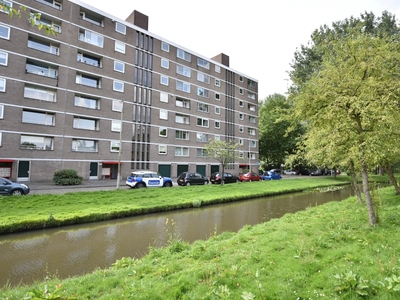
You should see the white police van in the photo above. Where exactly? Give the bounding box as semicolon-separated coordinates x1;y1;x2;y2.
125;170;173;188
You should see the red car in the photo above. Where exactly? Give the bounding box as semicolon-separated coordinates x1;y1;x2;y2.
239;172;262;182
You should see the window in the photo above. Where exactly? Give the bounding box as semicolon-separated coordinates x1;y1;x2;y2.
239;113;244;120
159;127;167;137
248;79;256;87
176;98;190;109
239;139;244;145
239;88;244;95
197;72;210;84
0;51;8;65
248;128;256;136
215;79;221;87
250;153;256;160
0;1;12;13
114;61;125;73
175;130;189;140
0;25;10;40
111;120;121;132
197;117;209;128
197;103;209;113
72;139;98;152
159;109;168;120
36;0;62;10
77;52;101;67
0;78;5;92
215;65;221;73
160;92;168;103
160;75;168;86
215;107;220;115
239;125;244;133
115;41;126;53
159;145;167;154
115;22;126;34
239;100;244;107
22;110;55;126
161;58;169;69
110;140;120;152
196;133;208;142
113;80;124;92
80;11;102;26
197;58;210;69
248;104;256;111
0;105;4;119
112;100;123;112
76;73;101;88
74;95;99;109
197;87;210;98
250;140;257;148
239;151;244;159
73;117;98;130
175;147;189;157
20;135;53;150
214;134;220;141
79;29;104;47
176;64;191;77
248;116;256;123
31;12;61;33
26;59;58;78
175;114;190;124
248;92;256;100
197;148;207;157
176;80;190;93
215;93;220;101
161;41;169;52
177;48;191;61
28;37;59;55
215;121;220;129
239;76;243;82
0;132;2;146
24;84;56;102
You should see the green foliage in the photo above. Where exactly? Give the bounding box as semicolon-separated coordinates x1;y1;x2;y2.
53;169;83;186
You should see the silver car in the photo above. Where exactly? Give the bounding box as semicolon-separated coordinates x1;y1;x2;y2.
0;177;30;196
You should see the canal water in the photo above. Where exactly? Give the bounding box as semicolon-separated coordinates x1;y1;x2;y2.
0;186;353;287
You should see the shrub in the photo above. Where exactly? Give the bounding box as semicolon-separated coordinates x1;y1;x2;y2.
53;169;83;186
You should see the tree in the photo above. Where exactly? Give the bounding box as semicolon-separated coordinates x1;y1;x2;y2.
292;31;400;225
205;139;239;185
258;94;304;170
0;0;57;35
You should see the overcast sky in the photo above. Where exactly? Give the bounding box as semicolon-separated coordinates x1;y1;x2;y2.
81;0;400;100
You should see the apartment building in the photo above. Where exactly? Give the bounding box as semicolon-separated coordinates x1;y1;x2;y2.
0;0;258;182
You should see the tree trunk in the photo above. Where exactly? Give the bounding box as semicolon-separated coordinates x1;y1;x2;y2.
221;165;225;186
383;163;400;195
361;165;377;225
349;161;363;203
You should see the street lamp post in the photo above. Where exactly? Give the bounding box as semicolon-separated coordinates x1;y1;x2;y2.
116;101;123;189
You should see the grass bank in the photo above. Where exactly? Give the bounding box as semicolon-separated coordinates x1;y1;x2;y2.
0;177;350;234
1;182;399;299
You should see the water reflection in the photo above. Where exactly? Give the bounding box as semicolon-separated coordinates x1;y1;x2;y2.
0;186;353;287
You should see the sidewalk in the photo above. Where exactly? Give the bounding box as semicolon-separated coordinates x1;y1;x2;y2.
28;179;125;194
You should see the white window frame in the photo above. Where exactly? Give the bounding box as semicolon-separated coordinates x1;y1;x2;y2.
113;80;124;92
112;100;123;112
215;65;221;73
177;48;191;62
239;151;244;159
197;87;209;98
0;51;8;66
250;140;257;148
110;140;120;152
0;132;2;146
239;139;244;145
159;109;168;120
239;125;244;133
197;72;210;84
161;41;169;52
160;92;168;103
0;78;5;92
111;120;122;132
215;79;221;87
175;114;190;125
176;80;190;93
239;100;244;107
115;22;126;35
215;106;221;115
176;64;191;77
0;24;10;40
24;84;56;102
159;145;167;154
248;128;256;136
79;29;104;47
196;117;209;128
161;58;169;69
215;121;220;129
160;75;169;86
197;103;209;113
239;88;244;95
176;98;190;109
214;135;220;141
73;117;98;131
72;139;98;152
20;135;54;150
197;58;210;69
175;130;189;140
159;127;167;137
22;110;55;126
239;76;244;82
239;113;244;120
114;61;125;73
0;1;12;14
215;93;220;101
74;95;99;109
175;147;189;157
196;133;209;142
0;104;4;119
115;41;126;54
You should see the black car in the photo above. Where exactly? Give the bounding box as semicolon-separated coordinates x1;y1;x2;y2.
299;169;310;176
209;172;239;184
0;177;30;195
177;172;209;186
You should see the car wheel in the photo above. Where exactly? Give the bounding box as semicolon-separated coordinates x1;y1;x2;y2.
136;182;146;188
11;189;23;196
186;182;191;186
164;181;172;187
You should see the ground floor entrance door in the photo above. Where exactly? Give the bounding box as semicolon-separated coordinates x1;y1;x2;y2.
17;161;30;182
90;162;98;180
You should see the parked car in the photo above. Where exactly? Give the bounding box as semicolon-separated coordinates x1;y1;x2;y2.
0;177;30;196
262;171;282;180
283;170;297;175
310;170;324;176
177;172;209;186
210;172;239;184
239;172;262;182
299;169;311;176
269;169;281;174
126;171;173;188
